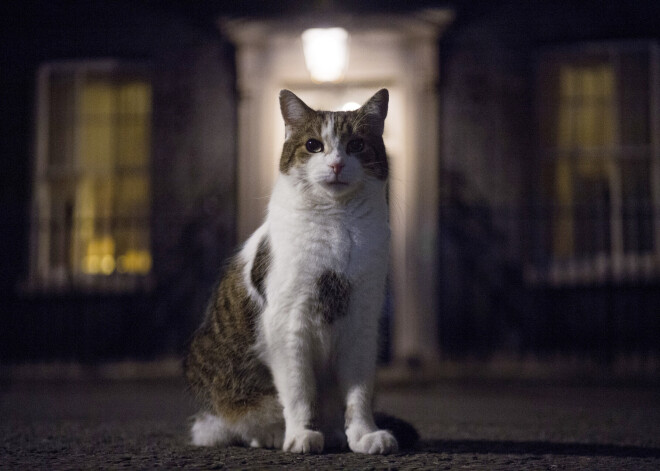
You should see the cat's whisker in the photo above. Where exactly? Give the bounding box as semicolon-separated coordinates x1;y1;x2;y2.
387;193;406;228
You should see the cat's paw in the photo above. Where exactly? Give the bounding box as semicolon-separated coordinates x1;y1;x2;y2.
283;429;324;454
248;424;284;449
349;430;399;455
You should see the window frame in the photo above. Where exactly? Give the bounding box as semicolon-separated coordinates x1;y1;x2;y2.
528;41;660;285
27;60;154;293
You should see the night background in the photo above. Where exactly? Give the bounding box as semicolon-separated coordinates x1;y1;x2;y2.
2;1;660;469
2;0;659;372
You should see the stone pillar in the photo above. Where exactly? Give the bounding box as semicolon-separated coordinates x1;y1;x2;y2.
391;28;445;366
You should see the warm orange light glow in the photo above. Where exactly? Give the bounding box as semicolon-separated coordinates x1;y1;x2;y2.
117;250;152;275
82;238;151;275
82;237;115;274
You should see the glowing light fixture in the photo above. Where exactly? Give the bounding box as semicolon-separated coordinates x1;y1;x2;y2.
301;27;349;83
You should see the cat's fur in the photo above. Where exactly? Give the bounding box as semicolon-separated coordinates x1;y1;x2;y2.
184;89;401;454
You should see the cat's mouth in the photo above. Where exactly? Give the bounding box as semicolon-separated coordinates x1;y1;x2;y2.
320;178;353;196
324;175;350;187
324;180;352;192
317;173;358;195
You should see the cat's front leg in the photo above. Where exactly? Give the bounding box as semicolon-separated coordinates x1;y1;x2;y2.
337;317;398;455
273;356;324;453
341;378;398;454
265;307;324;454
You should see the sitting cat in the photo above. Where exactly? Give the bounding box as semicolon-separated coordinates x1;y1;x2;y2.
184;89;403;454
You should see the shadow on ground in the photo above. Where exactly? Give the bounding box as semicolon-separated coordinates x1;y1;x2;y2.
416;439;660;459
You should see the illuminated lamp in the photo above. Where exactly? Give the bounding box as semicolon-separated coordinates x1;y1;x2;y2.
301;27;349;83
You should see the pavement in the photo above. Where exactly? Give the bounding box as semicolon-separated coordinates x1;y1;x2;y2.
1;376;660;470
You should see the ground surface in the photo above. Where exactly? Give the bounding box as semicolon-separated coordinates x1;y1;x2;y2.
1;377;659;470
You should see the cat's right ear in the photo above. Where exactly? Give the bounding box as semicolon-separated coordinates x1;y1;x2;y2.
279;90;313;132
357;89;389;136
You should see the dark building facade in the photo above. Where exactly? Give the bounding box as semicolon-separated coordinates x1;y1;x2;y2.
438;1;660;362
1;1;237;361
1;1;659;365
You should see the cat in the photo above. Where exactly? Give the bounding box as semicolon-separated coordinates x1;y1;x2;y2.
184;89;406;455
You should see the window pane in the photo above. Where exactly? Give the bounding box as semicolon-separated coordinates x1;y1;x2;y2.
76;177;114;275
536;45;656;279
117;80;151;169
38;64;152;283
48;179;74;272
550;62;616;259
80;79;116;171
115;173;151;274
573;167;612;257
621;159;654;253
537;62;560;148
558;64;615;148
48;74;76;168
619;51;650;146
550;156;574;259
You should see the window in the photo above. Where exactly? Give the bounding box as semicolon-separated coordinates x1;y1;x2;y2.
532;43;660;284
29;61;152;291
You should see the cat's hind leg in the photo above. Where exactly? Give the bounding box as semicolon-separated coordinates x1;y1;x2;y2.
233;396;285;449
190;409;284;449
190;412;239;447
245;422;285;449
191;396;284;449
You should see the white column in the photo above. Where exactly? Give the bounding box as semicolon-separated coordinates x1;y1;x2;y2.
225;23;275;242
391;31;443;365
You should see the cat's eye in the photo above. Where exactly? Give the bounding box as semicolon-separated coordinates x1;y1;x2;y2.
346;139;364;154
305;139;324;153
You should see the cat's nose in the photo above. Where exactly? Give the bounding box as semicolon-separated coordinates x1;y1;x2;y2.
330;163;345;175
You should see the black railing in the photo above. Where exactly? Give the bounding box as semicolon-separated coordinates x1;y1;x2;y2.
437;170;660;362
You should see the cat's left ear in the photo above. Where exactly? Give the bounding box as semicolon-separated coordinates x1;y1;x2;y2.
357;89;389;136
279;90;314;129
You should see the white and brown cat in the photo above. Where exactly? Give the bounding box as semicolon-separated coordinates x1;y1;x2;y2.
185;89;409;454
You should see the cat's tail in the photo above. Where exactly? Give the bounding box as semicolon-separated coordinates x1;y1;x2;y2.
374;412;420;449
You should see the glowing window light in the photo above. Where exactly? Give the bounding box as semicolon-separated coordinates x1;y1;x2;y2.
117;250;152;275
301;28;349;83
82;237;115;275
100;255;116;275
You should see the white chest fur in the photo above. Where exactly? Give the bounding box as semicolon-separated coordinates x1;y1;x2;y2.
266;175;389;286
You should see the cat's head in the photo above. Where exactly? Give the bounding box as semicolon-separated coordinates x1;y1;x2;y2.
278;89;388;200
